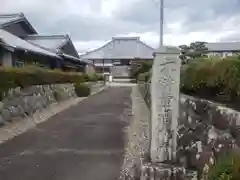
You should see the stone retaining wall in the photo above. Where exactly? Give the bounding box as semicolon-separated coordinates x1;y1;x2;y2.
0;82;104;127
178;95;240;175
138;82;240;179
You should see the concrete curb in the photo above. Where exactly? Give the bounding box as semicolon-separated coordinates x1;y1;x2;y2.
0;85;107;145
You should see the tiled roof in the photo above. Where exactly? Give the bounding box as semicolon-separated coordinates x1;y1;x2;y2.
206;42;240;52
0;13;22;26
0;29;59;58
0;13;37;34
80;37;155;60
25;35;92;64
24;35;68;51
0;13;92;65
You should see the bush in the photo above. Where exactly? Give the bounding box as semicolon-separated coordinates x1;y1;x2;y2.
74;83;91;97
181;57;240;100
208;153;233;180
0;66;85;100
138;71;151;82
207;152;240;180
83;74;90;81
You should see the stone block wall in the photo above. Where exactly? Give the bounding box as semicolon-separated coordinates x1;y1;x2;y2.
178;94;240;174
0;84;76;126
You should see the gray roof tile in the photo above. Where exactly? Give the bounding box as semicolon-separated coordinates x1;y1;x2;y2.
24;35;68;50
25;35;92;64
206;42;240;52
0;13;23;26
0;29;59;58
80;37;155;60
0;13;37;34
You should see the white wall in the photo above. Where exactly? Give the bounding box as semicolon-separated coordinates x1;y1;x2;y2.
207;52;234;58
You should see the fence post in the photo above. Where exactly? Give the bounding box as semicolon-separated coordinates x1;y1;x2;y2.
150;46;181;163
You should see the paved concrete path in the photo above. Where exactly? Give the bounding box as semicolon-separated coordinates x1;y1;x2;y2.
0;87;132;180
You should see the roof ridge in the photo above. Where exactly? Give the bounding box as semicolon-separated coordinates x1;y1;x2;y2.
207;41;240;44
112;36;140;40
25;34;68;39
0;13;23;18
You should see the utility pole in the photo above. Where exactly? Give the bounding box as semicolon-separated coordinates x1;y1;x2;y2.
159;0;164;47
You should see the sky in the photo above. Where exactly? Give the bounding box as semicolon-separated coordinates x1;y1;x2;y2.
1;0;240;53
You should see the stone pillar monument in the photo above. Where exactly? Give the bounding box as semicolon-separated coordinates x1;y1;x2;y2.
150;46;181;163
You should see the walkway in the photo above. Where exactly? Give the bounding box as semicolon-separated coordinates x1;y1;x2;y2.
0;87;132;180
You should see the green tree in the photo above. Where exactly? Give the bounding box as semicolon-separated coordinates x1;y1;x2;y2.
131;61;153;79
179;41;208;63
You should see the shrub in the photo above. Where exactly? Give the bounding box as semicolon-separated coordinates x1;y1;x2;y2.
74;83;91;97
208;153;233;180
138;71;151;82
83;74;90;81
207;152;240;180
181;57;240;100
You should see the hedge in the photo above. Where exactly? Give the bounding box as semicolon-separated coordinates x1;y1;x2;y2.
0;66;85;98
83;73;103;82
181;57;240;101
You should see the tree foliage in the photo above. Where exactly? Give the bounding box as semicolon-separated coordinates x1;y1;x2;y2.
131;61;153;79
179;41;208;63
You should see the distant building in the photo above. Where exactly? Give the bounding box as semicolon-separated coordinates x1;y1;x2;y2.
0;13;94;73
80;37;155;78
206;42;240;58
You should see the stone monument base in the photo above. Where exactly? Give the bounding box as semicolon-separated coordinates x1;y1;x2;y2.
138;162;197;180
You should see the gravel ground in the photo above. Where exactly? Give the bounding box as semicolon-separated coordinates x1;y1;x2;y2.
119;86;151;180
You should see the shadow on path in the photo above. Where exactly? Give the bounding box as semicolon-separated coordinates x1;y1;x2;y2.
0;87;132;180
